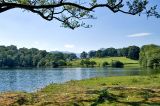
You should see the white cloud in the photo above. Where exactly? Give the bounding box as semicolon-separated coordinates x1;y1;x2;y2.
64;44;75;49
127;33;151;38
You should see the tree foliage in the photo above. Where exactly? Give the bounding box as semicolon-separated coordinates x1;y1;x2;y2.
139;44;160;68
0;45;77;68
80;51;88;59
102;62;109;67
0;0;159;29
127;46;140;60
80;59;96;67
111;60;124;68
87;45;140;60
88;50;96;58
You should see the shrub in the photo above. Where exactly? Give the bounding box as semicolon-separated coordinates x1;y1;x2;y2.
111;61;124;68
66;62;72;66
50;60;66;68
57;60;67;66
83;59;91;67
90;61;97;67
80;60;85;66
51;61;59;68
80;59;96;67
102;62;109;67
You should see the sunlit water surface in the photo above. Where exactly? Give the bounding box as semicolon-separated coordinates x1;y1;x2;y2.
0;68;159;92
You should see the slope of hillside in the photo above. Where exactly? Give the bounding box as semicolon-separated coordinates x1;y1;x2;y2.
69;57;139;67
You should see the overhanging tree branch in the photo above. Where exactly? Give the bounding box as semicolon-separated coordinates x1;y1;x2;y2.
0;0;159;29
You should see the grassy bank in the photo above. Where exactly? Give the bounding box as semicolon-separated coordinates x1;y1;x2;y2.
69;57;139;67
1;74;160;106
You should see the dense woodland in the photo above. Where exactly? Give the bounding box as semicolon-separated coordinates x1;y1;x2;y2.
0;44;159;68
81;46;140;60
0;45;77;68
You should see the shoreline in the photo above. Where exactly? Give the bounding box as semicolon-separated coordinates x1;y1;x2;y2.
0;74;160;105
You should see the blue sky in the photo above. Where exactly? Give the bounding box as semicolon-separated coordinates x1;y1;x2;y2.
0;5;160;53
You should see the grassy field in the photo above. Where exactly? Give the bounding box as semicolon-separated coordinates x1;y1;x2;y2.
69;57;139;67
1;74;160;106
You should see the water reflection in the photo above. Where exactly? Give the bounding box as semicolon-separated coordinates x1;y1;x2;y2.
0;68;159;92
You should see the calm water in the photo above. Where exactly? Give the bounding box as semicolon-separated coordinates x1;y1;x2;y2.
0;68;159;92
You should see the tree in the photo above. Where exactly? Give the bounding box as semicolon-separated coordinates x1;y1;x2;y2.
68;53;77;60
38;50;47;58
0;0;159;29
111;61;124;68
101;49;108;57
88;50;96;58
139;44;160;68
106;48;117;57
64;53;77;61
90;61;97;67
80;59;96;67
102;62;109;67
37;58;46;67
80;51;88;59
120;48;129;57
96;50;102;57
4;55;14;67
51;52;64;61
80;59;90;67
56;60;66;66
0;45;77;68
127;46;140;60
32;55;41;66
117;49;122;57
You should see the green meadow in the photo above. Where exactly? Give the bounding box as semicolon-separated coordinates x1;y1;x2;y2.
1;74;160;106
69;57;139;67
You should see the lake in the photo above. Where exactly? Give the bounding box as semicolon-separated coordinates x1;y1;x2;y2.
0;68;159;92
